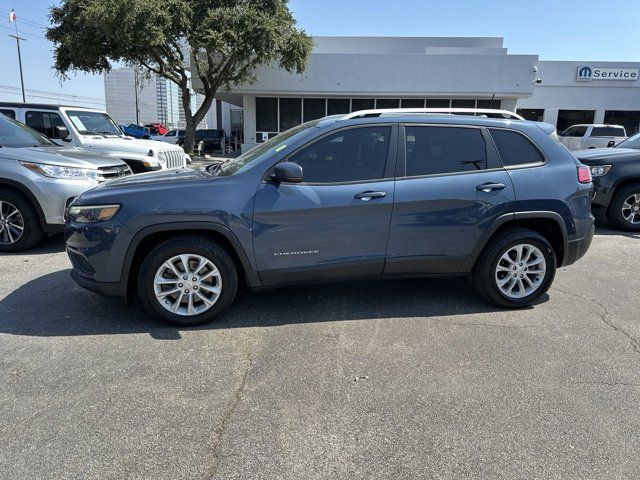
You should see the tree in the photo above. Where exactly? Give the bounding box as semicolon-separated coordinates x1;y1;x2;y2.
47;0;313;153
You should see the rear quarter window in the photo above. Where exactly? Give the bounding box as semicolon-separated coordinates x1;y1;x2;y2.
489;129;545;167
591;127;626;137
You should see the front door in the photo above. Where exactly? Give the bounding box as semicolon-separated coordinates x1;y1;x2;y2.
385;124;516;275
253;124;397;286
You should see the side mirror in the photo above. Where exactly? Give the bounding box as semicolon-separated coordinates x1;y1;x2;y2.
272;162;303;183
55;125;71;141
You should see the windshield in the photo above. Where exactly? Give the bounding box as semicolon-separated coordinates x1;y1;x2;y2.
66;110;123;136
219;121;321;176
616;132;640;149
0;114;53;148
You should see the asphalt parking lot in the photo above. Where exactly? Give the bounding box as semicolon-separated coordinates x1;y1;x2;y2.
1;227;640;479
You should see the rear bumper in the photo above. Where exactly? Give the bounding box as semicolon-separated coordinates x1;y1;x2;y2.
562;222;595;267
70;269;126;298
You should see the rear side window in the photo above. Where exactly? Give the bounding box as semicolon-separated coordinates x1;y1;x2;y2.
405;126;487;176
288;126;391;183
591;127;626;137
489;129;545;167
25;111;66;139
0;109;15;119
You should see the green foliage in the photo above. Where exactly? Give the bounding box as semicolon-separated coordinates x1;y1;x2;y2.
47;0;313;151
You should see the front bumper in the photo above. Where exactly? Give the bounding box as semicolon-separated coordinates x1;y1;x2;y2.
26;176;97;226
70;269;127;298
563;222;595;267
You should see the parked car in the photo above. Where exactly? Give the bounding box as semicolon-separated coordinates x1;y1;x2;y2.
0;113;131;251
558;124;627;150
151;129;185;145
574;132;640;230
195;129;226;152
66;111;594;325
145;123;167;136
120;124;151;139
0;103;189;173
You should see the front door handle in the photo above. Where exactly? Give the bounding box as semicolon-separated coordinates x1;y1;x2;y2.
354;191;387;200
476;182;506;193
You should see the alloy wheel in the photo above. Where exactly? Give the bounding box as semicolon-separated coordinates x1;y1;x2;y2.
0;201;25;245
621;193;640;225
494;244;547;299
153;254;222;316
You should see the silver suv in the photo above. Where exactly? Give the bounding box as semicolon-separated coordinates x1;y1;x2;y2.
0;113;131;251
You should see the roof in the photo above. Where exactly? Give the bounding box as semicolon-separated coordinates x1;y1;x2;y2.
0;102;105;112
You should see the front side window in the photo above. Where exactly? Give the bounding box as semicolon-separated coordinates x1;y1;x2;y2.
166;130;176;136
66;110;122;136
489;129;544;167
287;126;391;183
25;111;66;139
0;114;53;148
405;126;487;176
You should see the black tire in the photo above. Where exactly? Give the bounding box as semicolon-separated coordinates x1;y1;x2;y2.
607;183;640;231
137;236;238;326
0;189;44;252
473;228;556;308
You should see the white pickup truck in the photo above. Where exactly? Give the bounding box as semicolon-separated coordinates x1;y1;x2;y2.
0;103;189;173
558;124;627;150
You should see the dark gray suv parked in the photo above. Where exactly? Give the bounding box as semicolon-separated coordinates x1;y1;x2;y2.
66;113;595;325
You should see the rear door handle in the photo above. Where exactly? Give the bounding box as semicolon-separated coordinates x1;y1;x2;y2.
354;191;387;200
476;182;506;193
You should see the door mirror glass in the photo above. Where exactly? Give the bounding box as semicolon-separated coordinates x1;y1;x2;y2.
55;125;71;141
272;162;303;183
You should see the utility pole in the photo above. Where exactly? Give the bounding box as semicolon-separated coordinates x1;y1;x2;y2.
8;13;26;103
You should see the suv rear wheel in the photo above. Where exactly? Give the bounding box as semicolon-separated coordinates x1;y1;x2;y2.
137;236;238;326
608;183;640;231
474;228;556;308
0;189;44;252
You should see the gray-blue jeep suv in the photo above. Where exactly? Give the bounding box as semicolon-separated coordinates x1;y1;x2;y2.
65;113;595;326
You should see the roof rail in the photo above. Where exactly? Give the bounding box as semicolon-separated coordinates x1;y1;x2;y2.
341;108;524;121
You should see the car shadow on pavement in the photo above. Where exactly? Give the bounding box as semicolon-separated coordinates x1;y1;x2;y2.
0;234;66;256
0;269;541;339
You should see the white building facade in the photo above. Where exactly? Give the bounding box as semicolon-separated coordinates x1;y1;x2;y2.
197;36;640;151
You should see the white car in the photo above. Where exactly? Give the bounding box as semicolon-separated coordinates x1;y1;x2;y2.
151;129;185;145
558;124;627;151
0;103;189;173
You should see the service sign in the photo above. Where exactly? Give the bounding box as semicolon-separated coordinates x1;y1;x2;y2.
577;65;639;81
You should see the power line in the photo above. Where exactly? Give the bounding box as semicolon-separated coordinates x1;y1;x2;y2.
0;84;105;102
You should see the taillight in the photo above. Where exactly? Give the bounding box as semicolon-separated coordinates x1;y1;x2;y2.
578;165;592;184
607;140;615;147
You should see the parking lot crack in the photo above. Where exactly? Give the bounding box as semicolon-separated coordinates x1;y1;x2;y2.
552;287;640;355
207;344;253;479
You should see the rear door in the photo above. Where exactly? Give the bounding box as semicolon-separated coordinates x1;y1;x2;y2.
385;124;515;275
252;124;397;285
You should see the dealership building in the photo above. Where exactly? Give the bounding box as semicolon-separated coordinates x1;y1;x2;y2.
194;36;640;151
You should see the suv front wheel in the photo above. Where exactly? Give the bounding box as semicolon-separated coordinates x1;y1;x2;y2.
474;228;557;308
137;236;238;326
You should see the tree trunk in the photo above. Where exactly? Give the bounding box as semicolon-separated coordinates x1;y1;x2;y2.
180;85;196;154
179;84;217;155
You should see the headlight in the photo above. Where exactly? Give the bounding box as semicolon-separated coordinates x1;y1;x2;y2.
20;162;100;181
67;204;120;223
590;165;612;177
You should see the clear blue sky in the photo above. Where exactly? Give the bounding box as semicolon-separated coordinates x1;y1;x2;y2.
1;0;639;106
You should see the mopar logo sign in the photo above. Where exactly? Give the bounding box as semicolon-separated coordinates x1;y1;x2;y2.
577;65;638;82
577;66;592;81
